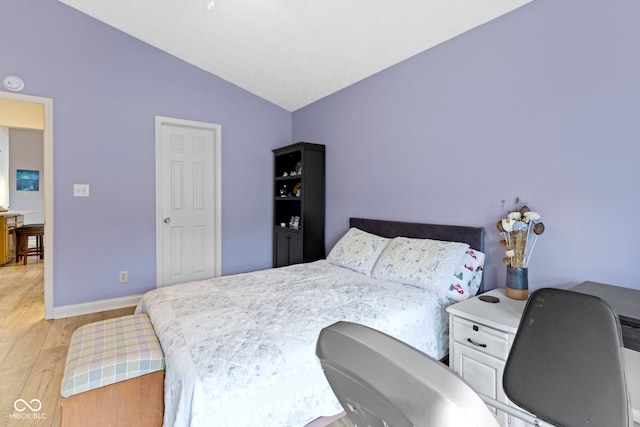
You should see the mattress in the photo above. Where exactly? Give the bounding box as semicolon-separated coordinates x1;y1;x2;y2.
136;260;453;427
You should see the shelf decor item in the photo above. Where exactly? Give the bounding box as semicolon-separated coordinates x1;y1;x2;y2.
497;202;545;300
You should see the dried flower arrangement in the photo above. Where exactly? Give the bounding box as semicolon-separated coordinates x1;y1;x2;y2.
497;203;545;268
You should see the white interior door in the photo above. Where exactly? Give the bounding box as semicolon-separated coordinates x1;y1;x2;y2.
156;116;221;287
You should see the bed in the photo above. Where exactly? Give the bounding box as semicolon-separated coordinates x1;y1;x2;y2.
135;217;485;427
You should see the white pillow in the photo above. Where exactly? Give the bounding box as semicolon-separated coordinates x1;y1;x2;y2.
445;248;486;302
371;236;469;296
326;227;390;276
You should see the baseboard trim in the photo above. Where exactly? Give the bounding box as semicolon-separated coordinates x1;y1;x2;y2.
52;294;143;319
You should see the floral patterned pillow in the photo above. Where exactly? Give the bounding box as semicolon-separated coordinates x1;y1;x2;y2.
446;249;486;302
371;236;469;296
326;227;390;276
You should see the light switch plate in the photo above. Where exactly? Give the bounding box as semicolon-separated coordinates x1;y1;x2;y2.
73;184;90;197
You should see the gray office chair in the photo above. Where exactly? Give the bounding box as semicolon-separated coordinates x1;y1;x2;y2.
316;288;634;427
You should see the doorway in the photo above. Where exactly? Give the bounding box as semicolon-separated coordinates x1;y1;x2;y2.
155;116;221;287
0;91;53;319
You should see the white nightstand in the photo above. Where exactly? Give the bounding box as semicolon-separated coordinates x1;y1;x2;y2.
446;288;533;427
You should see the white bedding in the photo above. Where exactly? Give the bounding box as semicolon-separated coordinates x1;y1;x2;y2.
136;260;454;427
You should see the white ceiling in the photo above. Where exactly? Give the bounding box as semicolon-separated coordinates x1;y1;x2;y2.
59;0;531;112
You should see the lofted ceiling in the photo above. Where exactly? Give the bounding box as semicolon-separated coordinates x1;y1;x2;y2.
59;0;531;112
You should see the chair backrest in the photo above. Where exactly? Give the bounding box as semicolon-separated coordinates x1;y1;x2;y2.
316;321;500;427
503;288;633;427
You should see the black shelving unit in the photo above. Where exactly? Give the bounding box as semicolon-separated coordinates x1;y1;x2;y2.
273;142;325;267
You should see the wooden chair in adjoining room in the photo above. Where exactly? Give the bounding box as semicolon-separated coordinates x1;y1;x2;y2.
16;224;44;265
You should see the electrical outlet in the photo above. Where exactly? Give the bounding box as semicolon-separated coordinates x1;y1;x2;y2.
119;271;128;283
73;184;90;197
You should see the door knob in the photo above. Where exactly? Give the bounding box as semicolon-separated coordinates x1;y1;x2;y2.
163;217;171;224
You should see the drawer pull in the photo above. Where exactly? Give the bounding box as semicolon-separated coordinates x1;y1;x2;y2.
467;338;487;348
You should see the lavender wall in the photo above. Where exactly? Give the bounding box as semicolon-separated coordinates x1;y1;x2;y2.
293;0;640;291
1;0;291;306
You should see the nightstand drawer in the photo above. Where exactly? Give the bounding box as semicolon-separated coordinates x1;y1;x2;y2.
453;317;510;360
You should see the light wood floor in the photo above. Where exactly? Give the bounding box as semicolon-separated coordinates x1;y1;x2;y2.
0;259;135;427
0;259;353;427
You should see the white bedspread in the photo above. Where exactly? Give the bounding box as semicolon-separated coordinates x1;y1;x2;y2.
136;260;452;427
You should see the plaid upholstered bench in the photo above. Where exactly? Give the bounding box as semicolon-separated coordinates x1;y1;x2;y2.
60;314;165;427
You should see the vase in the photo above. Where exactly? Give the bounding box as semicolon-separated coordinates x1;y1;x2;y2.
505;266;528;300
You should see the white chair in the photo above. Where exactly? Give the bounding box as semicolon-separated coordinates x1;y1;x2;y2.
316;288;634;427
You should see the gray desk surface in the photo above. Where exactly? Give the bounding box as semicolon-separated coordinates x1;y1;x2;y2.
571;281;640;326
571;282;640;424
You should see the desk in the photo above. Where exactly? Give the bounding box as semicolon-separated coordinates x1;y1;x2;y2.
571;281;640;352
571;281;640;424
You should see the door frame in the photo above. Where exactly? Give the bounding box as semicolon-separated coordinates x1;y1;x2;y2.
154;116;222;286
0;91;54;319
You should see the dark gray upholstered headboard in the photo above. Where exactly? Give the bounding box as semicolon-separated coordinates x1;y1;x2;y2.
349;217;486;293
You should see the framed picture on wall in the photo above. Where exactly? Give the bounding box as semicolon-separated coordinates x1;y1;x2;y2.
16;169;40;191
